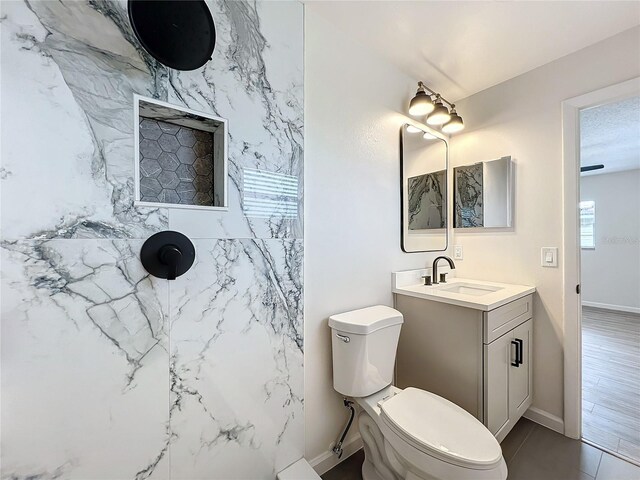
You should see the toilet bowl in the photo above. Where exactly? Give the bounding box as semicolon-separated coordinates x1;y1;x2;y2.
356;386;507;480
329;305;507;480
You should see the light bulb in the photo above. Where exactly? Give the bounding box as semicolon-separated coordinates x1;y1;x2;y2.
406;125;422;133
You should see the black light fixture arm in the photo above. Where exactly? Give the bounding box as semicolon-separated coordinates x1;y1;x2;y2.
417;81;455;109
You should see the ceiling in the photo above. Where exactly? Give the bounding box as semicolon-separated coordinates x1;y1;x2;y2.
306;1;640;101
580;96;640;176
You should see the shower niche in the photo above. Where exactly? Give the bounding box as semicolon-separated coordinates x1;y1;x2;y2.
134;95;228;210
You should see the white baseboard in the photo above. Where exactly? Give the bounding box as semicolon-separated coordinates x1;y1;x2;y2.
524;407;564;435
309;434;363;476
582;301;640;315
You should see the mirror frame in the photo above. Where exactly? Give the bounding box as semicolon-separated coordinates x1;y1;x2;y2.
400;122;450;253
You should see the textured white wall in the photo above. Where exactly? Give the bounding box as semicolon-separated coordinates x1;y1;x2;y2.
304;8;639;470
581;169;640;311
450;27;640;421
304;9;450;466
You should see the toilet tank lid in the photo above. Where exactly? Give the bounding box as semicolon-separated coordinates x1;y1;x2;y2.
329;305;403;335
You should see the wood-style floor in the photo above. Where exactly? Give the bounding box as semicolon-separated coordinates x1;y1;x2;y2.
582;306;640;464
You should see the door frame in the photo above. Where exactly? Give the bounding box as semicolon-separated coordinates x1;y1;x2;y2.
561;77;640;439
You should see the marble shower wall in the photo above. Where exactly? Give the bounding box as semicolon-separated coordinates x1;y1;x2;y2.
0;1;303;479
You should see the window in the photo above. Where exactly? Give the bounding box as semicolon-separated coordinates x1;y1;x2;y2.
580;200;596;249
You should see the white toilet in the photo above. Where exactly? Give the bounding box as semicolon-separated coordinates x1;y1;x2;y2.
329;305;508;480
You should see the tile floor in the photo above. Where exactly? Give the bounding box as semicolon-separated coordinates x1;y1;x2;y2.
582;307;640;464
321;418;640;480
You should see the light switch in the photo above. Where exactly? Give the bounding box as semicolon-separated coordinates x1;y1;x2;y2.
454;245;463;260
541;247;558;267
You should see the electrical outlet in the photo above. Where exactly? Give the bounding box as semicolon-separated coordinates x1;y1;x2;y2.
454;245;463;260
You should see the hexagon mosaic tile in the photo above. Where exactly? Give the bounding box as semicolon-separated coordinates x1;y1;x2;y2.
138;118;214;206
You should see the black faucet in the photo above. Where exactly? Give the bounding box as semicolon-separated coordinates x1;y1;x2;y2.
432;256;456;284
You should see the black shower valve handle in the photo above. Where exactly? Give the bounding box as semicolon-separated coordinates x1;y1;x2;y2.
158;244;182;281
140;230;195;281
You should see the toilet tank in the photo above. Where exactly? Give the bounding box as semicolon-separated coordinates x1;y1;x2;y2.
329;305;403;397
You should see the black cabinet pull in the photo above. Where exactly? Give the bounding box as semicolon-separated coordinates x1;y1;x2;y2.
511;338;523;367
511;340;520;367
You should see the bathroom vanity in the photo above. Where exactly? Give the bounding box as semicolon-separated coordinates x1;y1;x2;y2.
392;270;535;442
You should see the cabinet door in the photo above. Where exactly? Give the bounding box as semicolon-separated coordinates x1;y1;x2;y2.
484;318;533;440
484;332;511;436
509;319;533;418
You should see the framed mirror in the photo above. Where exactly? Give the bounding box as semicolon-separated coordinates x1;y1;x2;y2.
400;123;449;252
454;156;513;228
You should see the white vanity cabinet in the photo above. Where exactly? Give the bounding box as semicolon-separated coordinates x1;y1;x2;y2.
394;291;534;442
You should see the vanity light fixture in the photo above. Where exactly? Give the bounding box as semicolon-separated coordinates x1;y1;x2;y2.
408;82;465;134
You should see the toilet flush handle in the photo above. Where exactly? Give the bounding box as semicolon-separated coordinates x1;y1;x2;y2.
335;333;350;343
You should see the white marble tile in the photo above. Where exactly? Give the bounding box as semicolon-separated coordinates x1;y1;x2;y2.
1;239;170;479
167;0;304;240
0;0;302;242
0;0;168;240
168;239;304;479
1;1;304;478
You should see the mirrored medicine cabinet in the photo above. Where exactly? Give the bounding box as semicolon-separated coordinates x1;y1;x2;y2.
454;156;513;229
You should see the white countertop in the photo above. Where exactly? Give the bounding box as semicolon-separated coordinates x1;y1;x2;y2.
392;271;535;311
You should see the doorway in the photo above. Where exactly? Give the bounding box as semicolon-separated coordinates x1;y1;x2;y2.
579;96;640;463
561;77;640;455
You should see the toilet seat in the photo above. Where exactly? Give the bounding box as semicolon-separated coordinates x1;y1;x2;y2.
379;387;503;470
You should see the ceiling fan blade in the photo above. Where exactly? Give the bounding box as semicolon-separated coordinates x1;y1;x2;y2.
580;164;604;172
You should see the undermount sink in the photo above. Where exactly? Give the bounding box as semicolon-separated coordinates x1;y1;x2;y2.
436;283;504;296
392;269;536;310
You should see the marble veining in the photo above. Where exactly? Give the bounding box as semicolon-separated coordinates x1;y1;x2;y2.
168;239;303;478
1;0;169;240
166;0;304;240
1;239;170;479
0;0;304;478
